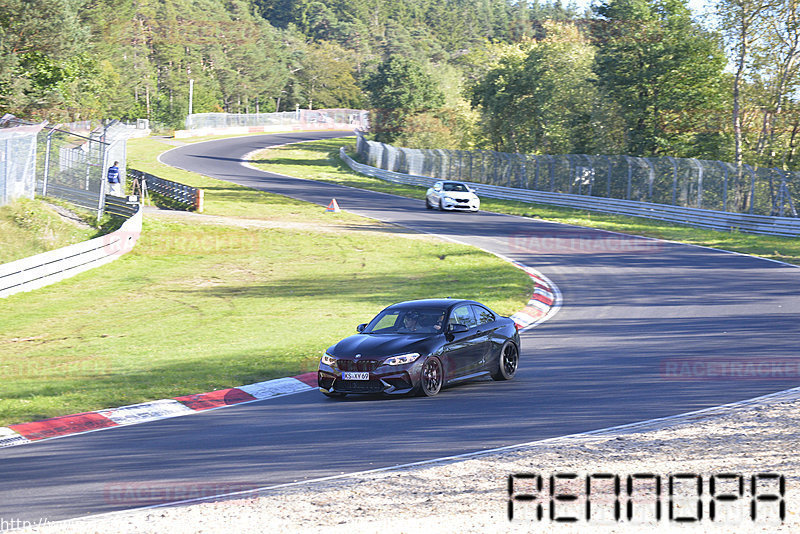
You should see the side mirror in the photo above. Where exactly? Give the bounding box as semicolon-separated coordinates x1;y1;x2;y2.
434;184;442;191
356;323;367;333
449;324;469;333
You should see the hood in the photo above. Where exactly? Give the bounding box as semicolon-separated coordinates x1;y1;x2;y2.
328;333;434;359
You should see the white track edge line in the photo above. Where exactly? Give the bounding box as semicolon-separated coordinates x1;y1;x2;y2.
42;383;800;530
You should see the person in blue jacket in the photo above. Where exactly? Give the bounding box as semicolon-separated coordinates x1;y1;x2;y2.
107;161;122;196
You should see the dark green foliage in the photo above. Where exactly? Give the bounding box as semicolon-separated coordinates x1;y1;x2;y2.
591;0;729;157
1;0;794;168
365;56;445;142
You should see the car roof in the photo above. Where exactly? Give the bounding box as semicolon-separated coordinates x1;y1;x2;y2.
384;298;478;310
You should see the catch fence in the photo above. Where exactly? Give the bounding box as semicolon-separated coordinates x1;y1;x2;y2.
0;117;146;217
184;109;369;132
355;132;797;219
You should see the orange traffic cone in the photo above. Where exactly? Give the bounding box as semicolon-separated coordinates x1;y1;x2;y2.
326;198;341;213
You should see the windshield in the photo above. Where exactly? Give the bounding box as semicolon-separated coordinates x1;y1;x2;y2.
443;183;469;192
363;307;447;334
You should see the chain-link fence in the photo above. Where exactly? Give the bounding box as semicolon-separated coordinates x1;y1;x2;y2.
0;116;45;207
356;133;798;218
186;109;369;130
0;116;142;216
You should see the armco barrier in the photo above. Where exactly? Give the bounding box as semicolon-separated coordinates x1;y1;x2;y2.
340;148;800;237
104;194;140;218
128;169;203;212
0;204;142;298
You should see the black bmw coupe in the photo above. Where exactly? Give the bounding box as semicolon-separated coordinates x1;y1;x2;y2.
318;299;521;397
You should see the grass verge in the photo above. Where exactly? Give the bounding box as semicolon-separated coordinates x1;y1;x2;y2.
0;198;121;264
251;138;800;266
0;137;532;426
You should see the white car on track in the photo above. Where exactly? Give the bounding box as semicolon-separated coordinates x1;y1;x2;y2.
425;181;480;212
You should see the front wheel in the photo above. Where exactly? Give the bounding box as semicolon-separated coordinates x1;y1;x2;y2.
418;357;443;396
491;341;518;380
425;197;434;209
439;199;445;211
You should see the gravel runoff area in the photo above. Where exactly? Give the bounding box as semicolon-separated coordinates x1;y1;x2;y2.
15;386;800;534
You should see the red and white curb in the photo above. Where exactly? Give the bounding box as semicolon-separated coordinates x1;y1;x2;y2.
0;373;318;448
0;264;559;450
507;260;559;331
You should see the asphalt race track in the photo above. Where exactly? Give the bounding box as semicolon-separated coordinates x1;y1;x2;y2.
2;131;799;523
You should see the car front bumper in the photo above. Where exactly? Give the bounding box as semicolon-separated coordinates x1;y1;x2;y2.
317;360;424;395
441;198;479;211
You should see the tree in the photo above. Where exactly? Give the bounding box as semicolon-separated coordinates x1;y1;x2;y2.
0;0;93;119
592;0;728;157
365;56;445;142
747;0;800;168
292;42;364;109
469;23;615;154
716;0;780;183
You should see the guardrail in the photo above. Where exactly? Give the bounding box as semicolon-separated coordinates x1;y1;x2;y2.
128;169;203;211
340;148;800;237
0;204;143;298
104;194;140;218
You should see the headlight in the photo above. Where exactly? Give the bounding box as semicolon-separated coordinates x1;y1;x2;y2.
321;352;336;366
384;352;421;366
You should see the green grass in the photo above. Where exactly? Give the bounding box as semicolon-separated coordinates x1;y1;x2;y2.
251;139;800;266
0;198;120;264
128;137;369;224
0;137;532;426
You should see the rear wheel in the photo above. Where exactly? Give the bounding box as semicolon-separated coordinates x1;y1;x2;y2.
491;341;518;380
418;357;443;396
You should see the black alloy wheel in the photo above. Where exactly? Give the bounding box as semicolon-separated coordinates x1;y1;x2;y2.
419;357;443;396
491;341;518;380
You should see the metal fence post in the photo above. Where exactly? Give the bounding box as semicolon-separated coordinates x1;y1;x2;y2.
42;128;54;197
97;135;109;219
624;156;632;200
744;164;755;214
643;158;655;200
689;159;703;209
718;161;729;213
698;160;704;209
566;155;575;194
667;156;677;205
1;138;6;206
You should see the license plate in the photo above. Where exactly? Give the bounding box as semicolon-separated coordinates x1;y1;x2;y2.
343;372;370;380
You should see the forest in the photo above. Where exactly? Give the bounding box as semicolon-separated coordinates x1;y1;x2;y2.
1;0;798;170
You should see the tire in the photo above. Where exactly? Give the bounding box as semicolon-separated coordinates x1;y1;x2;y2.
426;197;434;209
439;199;445;211
322;390;346;398
491;341;518;381
418;356;443;396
